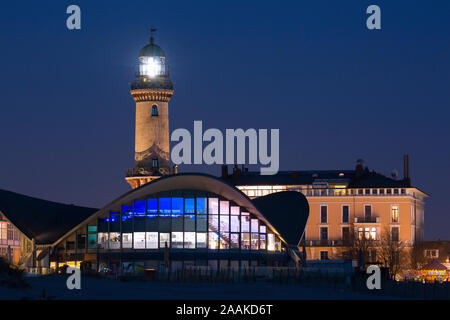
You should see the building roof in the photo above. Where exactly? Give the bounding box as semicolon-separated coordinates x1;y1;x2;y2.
222;169;413;189
53;173;309;249
421;259;448;271
139;42;165;57
0;189;97;245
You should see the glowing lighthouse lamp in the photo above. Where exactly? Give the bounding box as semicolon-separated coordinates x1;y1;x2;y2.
139;56;164;78
137;31;167;79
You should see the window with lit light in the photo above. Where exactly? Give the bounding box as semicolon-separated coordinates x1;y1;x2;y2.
89;194;283;253
391;205;399;223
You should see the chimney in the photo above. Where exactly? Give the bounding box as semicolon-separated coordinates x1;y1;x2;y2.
221;165;228;179
355;159;364;180
403;154;411;185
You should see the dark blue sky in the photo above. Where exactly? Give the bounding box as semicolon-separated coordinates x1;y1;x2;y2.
0;1;448;239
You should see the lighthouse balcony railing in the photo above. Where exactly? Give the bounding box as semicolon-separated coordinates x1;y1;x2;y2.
130;79;173;90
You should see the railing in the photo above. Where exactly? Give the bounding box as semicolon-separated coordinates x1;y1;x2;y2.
131;78;173;90
306;240;349;247
126;167;160;177
354;217;380;223
240;187;412;198
305;239;415;247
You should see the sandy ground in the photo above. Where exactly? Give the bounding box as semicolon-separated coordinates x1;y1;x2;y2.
0;275;410;300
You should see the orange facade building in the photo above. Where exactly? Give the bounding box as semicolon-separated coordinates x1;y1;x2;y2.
223;156;428;261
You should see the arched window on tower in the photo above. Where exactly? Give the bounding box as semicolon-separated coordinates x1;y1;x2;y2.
152;105;158;116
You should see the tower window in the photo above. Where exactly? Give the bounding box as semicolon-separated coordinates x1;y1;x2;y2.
152;105;158;116
152;158;158;168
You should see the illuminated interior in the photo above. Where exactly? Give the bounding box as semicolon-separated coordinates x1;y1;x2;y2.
92;195;282;252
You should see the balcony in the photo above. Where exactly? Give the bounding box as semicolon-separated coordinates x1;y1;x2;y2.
126;167;163;177
354;217;380;223
131;78;173;90
306;240;347;247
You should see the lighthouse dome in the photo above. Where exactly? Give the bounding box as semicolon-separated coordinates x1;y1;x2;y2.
139;41;165;57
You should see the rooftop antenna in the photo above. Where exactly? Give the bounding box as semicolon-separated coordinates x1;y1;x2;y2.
150;27;157;44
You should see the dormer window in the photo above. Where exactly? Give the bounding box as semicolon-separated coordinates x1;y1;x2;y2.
152;105;158;116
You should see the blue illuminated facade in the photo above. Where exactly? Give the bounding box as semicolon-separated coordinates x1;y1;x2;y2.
49;174;302;275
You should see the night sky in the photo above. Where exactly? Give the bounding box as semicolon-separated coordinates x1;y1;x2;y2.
0;1;448;239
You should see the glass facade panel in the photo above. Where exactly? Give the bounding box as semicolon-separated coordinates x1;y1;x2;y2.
134;200;146;216
146;232;158;249
98;232;108;249
267;233;275;251
147;198;157;213
172;197;183;214
260;234;266;249
184;215;195;232
133;232;145;249
208;215;218;232
110;212;120;232
98;218;108;233
159;215;171;232
197;215;207;232
134;216;145;232
109;232;120;249
171;214;183;231
89;196;283;257
220;201;229;215
208;198;218;214
209;232;219;249
220;215;229;232
171;232;183;248
251;233;259;250
197;198;207;214
184;232;196;249
122;213;132;233
241;216;250;232
230;216;240;232
251;219;258;233
230;206;240;215
87;234;97;249
159;198;171;214
230;233;239;249
275;236;281;251
220;232;230;249
185;198;195;213
122;233;132;248
197;232;207;248
241;233;250;250
146;214;158;231
160;233;170;248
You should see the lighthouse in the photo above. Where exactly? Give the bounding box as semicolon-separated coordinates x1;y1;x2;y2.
126;31;174;189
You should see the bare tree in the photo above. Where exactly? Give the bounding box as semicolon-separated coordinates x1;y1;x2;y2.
345;224;377;265
378;226;408;279
410;240;426;270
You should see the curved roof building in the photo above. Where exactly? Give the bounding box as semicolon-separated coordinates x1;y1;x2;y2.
46;173;309;273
